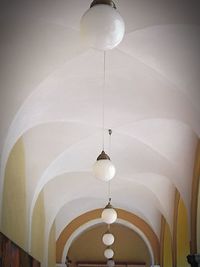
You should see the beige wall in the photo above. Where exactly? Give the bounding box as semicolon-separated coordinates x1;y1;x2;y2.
198;180;200;253
31;190;45;262
1;138;28;250
191;140;200;254
162;221;173;267
194;141;200;253
48;222;56;267
68;223;151;266
177;198;190;267
1;137;46;265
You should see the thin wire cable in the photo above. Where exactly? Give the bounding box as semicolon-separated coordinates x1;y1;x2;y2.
108;180;111;200
102;51;106;151
109;129;112;154
108;129;112;200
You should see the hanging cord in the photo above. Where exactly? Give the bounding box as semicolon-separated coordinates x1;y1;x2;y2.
102;51;106;151
108;180;111;200
108;129;112;199
108;129;112;155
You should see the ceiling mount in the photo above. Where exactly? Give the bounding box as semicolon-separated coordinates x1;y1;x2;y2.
90;0;116;9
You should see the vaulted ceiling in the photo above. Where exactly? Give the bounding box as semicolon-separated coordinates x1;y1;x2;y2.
0;0;200;266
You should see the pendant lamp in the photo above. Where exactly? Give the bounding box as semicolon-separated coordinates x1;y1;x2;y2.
80;0;125;50
107;259;115;267
102;230;115;246
101;198;117;224
93;151;115;181
104;248;114;259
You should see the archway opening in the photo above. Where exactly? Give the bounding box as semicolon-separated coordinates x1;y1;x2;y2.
67;223;151;267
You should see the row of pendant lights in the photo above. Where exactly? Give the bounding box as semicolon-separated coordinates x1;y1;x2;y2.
100;155;117;264
80;0;125;266
102;198;116;265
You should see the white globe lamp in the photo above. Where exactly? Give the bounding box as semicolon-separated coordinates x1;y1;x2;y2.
80;0;125;50
104;248;114;259
93;151;116;181
107;259;115;267
102;232;115;246
101;198;117;224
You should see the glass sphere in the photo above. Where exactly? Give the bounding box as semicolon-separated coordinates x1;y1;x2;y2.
107;259;115;267
102;233;115;246
101;207;117;224
80;4;125;50
93;159;116;181
104;248;114;259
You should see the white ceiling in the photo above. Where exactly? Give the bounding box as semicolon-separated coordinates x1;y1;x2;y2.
0;0;200;264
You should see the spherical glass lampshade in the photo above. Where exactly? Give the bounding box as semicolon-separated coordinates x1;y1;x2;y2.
101;207;117;224
80;4;125;50
102;232;115;246
93;159;116;181
104;248;114;259
107;259;115;267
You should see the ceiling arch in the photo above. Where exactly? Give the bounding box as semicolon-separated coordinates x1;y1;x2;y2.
53;173;175;242
61;219;154;265
32;173;165;247
26;126;195;231
55;209;160;265
1;42;199;223
119;25;200;111
26;134;186;251
0;2;200;266
29;171;175;263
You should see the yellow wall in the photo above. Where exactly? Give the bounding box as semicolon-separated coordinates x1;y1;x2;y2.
191;140;200;253
48;222;56;267
31;190;45;262
1;138;28;250
177;198;190;267
1;137;46;265
161;218;173;267
198;179;200;252
192;140;200;253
